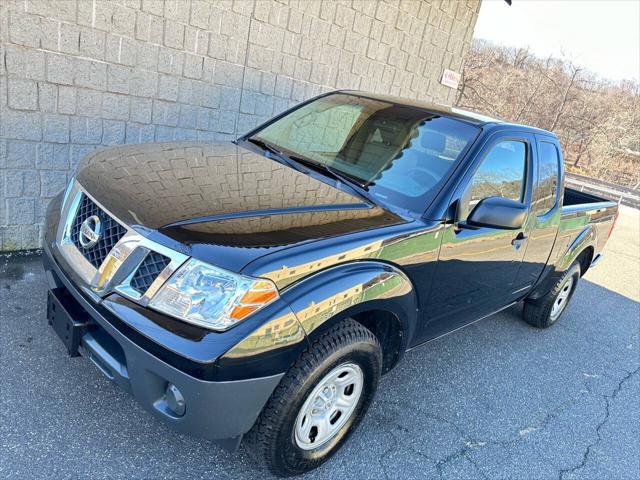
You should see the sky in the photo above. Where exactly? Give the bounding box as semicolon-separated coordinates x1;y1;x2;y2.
474;0;640;82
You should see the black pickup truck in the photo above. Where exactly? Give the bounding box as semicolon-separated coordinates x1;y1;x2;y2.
43;91;618;476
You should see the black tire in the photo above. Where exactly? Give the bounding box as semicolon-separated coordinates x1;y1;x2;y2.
244;318;382;477
523;262;581;328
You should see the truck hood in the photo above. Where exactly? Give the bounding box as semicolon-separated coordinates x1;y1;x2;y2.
76;142;406;271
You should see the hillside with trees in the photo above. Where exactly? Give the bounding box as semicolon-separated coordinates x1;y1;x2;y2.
456;40;640;189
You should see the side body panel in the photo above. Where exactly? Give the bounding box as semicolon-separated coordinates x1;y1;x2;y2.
508;134;563;302
527;202;616;300
245;222;442;349
417;130;536;343
280;261;419;362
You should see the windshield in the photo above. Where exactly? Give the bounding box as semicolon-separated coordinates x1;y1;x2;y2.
252;93;480;213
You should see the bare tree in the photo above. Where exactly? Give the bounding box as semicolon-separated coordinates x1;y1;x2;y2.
548;63;583;131
456;40;640;188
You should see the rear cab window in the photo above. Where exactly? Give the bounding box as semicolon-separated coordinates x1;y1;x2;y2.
535;141;561;216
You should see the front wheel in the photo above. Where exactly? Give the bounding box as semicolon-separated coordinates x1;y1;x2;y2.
244;318;382;477
523;262;581;328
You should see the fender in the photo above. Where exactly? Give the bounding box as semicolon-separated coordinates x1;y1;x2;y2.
557;224;597;272
279;261;419;362
529;225;596;300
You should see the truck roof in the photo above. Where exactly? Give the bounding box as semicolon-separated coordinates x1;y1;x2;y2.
338;90;556;137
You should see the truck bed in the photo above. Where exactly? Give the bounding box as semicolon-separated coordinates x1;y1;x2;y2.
562;187;610;207
555;187;618;265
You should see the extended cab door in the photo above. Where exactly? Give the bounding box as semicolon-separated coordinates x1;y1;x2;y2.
418;131;535;342
508;135;563;300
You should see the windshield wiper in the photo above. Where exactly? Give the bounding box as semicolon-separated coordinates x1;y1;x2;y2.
246;137;377;206
286;154;378;206
247;137;283;158
246;137;306;173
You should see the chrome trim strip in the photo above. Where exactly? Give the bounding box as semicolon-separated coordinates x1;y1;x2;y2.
112;234;188;306
55;180;189;303
56;182;97;286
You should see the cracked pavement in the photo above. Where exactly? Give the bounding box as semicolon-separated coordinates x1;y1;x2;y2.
1;206;638;480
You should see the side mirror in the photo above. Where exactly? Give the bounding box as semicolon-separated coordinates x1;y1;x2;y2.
466;196;526;230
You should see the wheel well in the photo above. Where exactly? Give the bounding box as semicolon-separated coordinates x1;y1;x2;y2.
576;246;594;276
351;310;403;374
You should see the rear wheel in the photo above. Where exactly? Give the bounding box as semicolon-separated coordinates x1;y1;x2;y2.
244;319;382;477
523;262;581;328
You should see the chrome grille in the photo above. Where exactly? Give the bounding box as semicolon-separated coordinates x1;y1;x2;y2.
71;194;126;268
56;181;189;302
130;251;171;295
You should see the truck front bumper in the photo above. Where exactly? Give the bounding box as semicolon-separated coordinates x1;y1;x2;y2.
43;245;283;447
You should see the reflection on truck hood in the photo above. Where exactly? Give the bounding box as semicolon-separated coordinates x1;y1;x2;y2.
76;142;407;270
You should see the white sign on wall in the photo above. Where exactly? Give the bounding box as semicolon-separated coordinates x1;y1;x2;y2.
441;69;461;89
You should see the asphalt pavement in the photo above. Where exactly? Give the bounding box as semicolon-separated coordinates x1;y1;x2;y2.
1;206;638;480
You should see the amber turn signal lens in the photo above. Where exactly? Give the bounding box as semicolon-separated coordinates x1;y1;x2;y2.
240;288;278;305
230;281;279;320
229;304;259;320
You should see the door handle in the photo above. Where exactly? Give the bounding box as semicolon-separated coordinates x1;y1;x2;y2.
511;233;527;251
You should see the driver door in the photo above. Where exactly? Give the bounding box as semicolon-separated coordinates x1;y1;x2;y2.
418;132;535;343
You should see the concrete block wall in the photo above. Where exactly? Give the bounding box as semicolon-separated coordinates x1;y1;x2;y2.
0;0;481;251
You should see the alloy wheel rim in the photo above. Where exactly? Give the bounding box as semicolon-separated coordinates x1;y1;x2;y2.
294;363;364;450
550;276;574;321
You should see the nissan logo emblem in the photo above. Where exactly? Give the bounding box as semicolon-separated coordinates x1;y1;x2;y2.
78;215;102;249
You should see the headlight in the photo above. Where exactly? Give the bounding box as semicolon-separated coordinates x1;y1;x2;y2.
149;259;279;331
